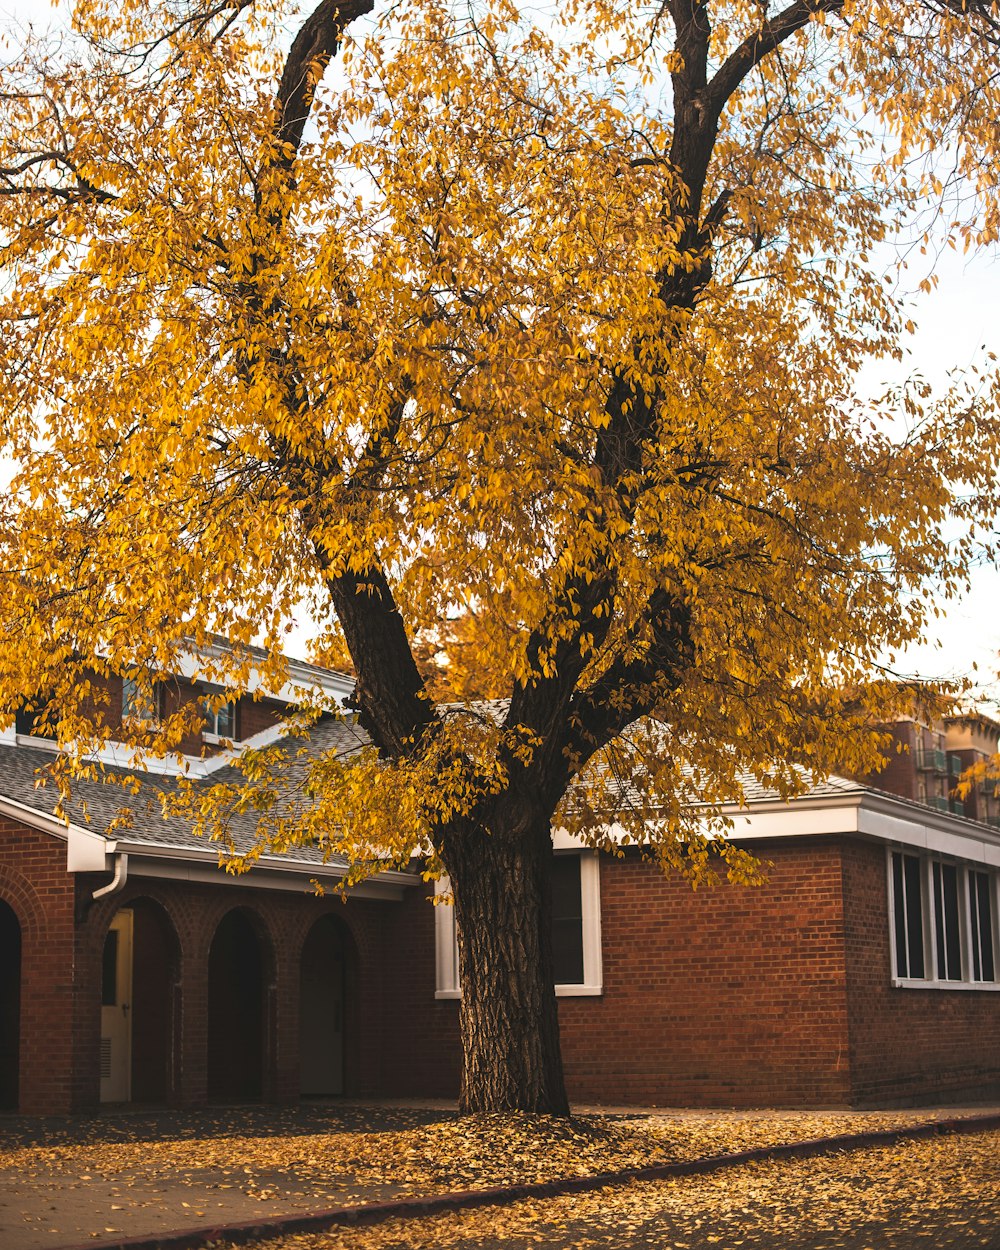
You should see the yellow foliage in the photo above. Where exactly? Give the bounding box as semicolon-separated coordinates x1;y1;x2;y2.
0;0;999;884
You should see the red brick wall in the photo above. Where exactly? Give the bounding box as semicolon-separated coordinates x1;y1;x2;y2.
0;816;424;1114
842;839;1000;1105
0;821;77;1114
379;884;463;1099
77;874;412;1108
373;842;858;1109
7;820;1000;1115
555;842;852;1108
237;697;287;741
857;722;920;801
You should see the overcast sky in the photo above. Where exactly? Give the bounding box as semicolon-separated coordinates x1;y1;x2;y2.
3;0;998;705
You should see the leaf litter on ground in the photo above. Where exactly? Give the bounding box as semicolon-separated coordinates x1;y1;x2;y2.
0;1105;978;1204
255;1129;1000;1250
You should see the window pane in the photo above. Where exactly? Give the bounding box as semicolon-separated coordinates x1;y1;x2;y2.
892;853;908;977
122;677;156;722
933;862;962;980
121;678;139;719
202;693;237;738
903;853;925;978
551;856;584;985
215;701;236;738
970;872;996;983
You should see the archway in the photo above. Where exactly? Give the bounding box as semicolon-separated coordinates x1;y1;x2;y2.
0;899;20;1110
130;900;180;1102
207;909;266;1102
299;915;348;1097
100;901;181;1103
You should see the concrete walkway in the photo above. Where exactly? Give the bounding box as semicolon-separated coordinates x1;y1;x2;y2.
2;1102;998;1250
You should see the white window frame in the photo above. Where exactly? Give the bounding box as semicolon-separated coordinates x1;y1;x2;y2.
887;847;1000;991
434;849;603;1000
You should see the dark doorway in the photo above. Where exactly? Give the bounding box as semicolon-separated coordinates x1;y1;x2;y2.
0;900;20;1110
207;910;264;1101
130;901;179;1103
299;916;346;1096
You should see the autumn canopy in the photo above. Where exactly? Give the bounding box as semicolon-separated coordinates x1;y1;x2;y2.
1;0;999;1111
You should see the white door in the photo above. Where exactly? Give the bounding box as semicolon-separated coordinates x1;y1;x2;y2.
100;910;133;1102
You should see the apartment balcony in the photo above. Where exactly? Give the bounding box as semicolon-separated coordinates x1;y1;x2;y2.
915;747;948;773
927;795;951;813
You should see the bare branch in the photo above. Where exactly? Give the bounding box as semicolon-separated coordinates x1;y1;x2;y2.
272;0;376;170
705;0;844;121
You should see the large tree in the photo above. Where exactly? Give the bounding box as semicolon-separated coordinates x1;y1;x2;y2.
1;0;1000;1113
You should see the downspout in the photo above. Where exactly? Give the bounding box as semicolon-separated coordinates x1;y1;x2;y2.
93;852;129;901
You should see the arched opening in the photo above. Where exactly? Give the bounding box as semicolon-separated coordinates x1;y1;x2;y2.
207;909;265;1102
100;901;181;1104
299;915;348;1097
130;900;180;1103
0;899;21;1110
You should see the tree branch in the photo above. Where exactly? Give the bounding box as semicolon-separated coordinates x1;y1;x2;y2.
551;591;693;803
705;0;844;123
272;0;376;171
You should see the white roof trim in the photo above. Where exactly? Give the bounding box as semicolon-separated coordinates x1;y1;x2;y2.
7;766;1000;885
83;718;295;779
557;783;1000;858
126;854;415;900
111;834;419;884
170;642;355;706
0;795;116;872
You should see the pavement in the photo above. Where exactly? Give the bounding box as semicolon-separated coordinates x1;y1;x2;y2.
0;1103;441;1250
1;1101;999;1250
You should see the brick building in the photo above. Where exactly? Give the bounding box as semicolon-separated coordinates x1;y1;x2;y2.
856;711;1000;826
1;657;999;1114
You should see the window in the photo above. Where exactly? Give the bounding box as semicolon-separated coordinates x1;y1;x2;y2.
932;861;962;980
969;871;996;983
121;676;159;724
889;850;999;989
891;852;925;979
434;850;602;998
202;694;238;741
551;854;585;985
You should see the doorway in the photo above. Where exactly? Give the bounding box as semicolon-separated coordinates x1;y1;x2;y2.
299;915;346;1097
100;903;180;1104
0;899;20;1110
207;910;265;1101
100;910;133;1102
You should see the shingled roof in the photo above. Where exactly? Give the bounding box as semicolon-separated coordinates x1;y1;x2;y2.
0;715;370;870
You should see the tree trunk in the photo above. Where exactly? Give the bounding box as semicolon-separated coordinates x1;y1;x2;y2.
442;806;570;1115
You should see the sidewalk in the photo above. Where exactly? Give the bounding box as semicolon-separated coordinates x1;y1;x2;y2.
2;1102;998;1250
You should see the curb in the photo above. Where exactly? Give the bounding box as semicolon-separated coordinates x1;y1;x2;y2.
48;1111;1000;1250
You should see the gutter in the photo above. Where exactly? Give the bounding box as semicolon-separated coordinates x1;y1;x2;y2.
92;852;129;900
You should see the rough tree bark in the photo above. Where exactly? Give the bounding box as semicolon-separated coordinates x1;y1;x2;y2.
442;804;568;1115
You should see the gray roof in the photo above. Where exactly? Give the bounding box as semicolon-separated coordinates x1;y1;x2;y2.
0;716;370;868
735;771;863;803
0;709;870;864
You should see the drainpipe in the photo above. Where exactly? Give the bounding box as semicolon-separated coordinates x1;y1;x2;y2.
93;852;129;901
